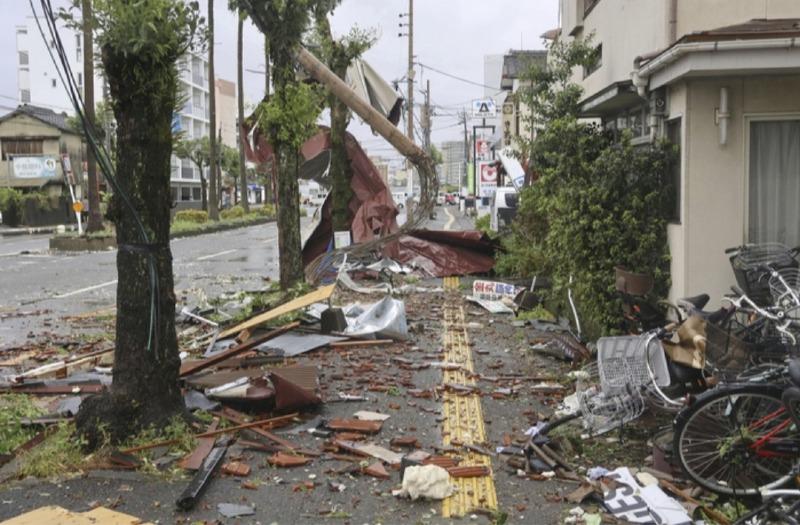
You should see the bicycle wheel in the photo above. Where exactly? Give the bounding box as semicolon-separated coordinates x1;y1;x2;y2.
674;384;800;496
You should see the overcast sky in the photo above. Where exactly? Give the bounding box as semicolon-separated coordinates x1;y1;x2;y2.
1;0;558;166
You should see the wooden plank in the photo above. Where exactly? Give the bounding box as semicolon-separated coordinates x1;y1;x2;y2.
218;284;336;339
329;339;393;349
213;408;298;451
179;322;299;377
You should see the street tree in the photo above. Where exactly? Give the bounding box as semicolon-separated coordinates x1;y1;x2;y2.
236;9;249;212
74;0;205;447
237;0;330;289
174;136;210;211
313;8;374;231
207;0;220;220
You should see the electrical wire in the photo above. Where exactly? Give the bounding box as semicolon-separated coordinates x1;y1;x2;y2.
416;62;502;91
29;0;162;358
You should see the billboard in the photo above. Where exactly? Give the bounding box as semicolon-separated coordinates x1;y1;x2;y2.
12;156;59;179
478;161;497;197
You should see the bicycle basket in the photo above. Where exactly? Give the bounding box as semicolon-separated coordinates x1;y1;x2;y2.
597;335;671;395
705;320;761;381
769;268;800;308
730;243;798;305
578;384;645;436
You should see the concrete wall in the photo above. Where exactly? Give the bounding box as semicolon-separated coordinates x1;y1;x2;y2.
667;74;800;303
676;0;800;37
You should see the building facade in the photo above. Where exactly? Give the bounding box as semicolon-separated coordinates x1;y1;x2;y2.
439;140;466;188
14;17;212;210
556;0;800;303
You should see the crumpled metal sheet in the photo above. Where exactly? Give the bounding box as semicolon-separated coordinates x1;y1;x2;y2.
383;230;498;277
271;366;321;411
256;332;346;357
344;296;408;341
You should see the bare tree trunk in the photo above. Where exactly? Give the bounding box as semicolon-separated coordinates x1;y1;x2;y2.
237;12;249;213
200;169;208;212
276;147;302;288
76;41;184;448
82;0;103;232
207;0;219;220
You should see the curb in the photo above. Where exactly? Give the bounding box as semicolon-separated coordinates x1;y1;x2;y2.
46;217;277;253
0;225;78;237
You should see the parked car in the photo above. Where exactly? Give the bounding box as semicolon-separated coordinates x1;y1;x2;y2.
490;187;519;232
445;193;457;205
436;192;445;206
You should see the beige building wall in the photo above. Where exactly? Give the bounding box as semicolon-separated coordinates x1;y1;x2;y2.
214;78;237;148
676;0;800;36
0;113;82;192
668;74;800;303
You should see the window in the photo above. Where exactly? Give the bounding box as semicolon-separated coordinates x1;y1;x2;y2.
2;139;44;160
76;34;82;61
77;72;83;87
181;186;192;201
192;187;201;201
16;28;27;35
749;120;800;245
51;78;57;88
583;44;602;78
18;51;28;66
666;118;681;223
20;89;30;103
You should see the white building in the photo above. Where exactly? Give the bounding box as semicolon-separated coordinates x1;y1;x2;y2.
440;140;466;187
15;17;211;209
555;0;800;303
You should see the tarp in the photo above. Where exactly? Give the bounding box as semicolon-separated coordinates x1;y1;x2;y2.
383;230;498;277
346;59;404;127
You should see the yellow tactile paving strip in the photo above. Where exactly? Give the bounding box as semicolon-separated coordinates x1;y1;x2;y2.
441;276;498;517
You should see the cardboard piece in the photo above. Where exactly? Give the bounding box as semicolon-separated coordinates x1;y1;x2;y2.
0;506;151;525
218;285;336;339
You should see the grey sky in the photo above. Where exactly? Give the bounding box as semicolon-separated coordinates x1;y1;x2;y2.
1;0;557;164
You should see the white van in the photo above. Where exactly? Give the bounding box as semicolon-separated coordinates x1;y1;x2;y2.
490;187;519;232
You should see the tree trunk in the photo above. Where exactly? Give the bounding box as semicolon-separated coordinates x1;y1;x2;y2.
200;169;208;212
76;45;184;448
207;0;219;220
276;146;303;288
237;13;249;213
329;84;353;232
264;37;270;97
82;0;103;233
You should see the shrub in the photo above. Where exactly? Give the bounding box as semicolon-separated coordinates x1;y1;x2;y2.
474;213;492;237
220;205;245;220
0;188;22;226
255;204;275;218
174;209;208;224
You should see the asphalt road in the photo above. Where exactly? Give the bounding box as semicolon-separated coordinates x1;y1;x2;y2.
0;206;473;350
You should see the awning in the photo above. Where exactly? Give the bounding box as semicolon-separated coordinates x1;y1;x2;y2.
578;81;644;118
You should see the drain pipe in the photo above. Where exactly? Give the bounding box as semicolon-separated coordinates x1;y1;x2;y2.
716;87;730;146
668;0;678;44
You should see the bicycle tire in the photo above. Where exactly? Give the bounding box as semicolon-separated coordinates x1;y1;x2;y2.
674;384;800;496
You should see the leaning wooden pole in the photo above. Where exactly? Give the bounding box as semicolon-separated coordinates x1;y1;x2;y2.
294;46;438;238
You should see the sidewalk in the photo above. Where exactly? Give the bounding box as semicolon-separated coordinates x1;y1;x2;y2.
0;224;77;237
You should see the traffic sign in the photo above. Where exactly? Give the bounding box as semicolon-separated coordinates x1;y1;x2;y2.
72;201;84;213
471;99;497;118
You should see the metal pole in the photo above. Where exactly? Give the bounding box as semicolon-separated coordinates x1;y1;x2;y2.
407;0;414;145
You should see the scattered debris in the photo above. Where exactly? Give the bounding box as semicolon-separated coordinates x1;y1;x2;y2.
217;503;255;518
393;465;455;500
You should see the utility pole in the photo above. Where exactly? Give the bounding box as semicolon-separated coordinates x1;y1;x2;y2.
82;0;102;232
421;79;430;198
461;110;469;194
207;0;219;220
399;0;414;200
237;11;249;213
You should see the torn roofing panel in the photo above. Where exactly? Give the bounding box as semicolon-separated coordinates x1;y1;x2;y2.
383;230;497;278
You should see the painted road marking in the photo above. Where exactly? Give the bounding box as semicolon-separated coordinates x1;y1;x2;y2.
54;279;118;299
441;276;498;518
443;206;456;231
261;236;278;244
197;249;237;261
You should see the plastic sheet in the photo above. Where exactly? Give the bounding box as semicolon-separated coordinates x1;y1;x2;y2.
344;296;408;341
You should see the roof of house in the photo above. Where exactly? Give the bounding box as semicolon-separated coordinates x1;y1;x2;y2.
681;18;800;43
0;104;76;134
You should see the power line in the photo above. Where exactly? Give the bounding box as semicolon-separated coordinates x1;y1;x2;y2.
416;62;501;91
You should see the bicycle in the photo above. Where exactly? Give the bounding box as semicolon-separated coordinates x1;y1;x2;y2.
671;292;800;496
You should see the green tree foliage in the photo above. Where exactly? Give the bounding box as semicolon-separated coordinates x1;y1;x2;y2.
497;39;675;337
313;7;375;231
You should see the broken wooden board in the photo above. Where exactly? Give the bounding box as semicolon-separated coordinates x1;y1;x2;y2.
0;505;152;525
218;284;336;339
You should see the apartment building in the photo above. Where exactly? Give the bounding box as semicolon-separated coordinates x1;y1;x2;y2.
440;140;466;187
15;17;212;210
556;0;800;303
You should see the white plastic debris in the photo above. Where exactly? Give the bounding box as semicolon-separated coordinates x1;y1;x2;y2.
393;465;455;501
587;466;610;480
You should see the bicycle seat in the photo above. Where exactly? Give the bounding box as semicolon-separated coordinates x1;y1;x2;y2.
790;359;800;388
678;294;710;311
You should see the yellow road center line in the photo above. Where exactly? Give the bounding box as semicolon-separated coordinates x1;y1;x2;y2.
441;277;497;517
